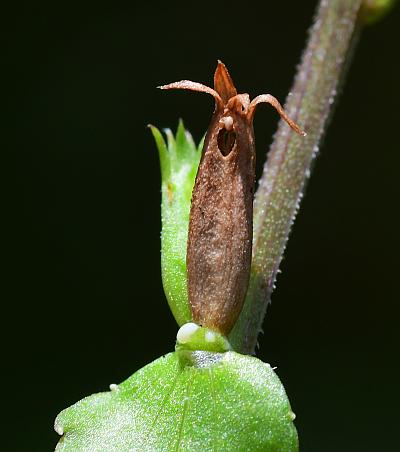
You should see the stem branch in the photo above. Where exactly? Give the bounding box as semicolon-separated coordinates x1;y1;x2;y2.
230;0;363;353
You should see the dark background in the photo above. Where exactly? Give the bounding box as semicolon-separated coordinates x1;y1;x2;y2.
5;1;399;450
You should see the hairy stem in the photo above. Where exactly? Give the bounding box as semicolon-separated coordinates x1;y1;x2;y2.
230;0;363;353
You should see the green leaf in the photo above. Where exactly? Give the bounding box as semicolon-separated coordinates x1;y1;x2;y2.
150;121;203;326
55;351;298;451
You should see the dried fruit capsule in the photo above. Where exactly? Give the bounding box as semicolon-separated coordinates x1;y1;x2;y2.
160;61;305;335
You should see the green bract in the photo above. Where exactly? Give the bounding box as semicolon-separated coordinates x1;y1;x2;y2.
55;351;298;451
54;123;299;451
150;121;202;326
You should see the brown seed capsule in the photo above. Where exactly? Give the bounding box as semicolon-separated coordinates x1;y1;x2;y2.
160;61;305;335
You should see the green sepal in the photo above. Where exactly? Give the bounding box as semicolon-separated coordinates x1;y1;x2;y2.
150;121;203;326
55;351;298;451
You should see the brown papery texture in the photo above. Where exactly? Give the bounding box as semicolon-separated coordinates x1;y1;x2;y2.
161;62;305;336
187;80;256;335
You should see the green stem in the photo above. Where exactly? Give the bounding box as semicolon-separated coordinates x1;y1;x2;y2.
230;0;363;353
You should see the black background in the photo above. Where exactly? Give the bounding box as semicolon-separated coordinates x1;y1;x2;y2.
5;1;399;450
